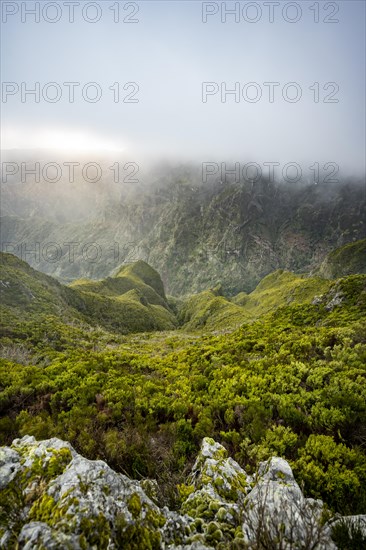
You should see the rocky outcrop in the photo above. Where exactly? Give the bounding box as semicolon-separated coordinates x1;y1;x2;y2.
0;436;365;549
242;457;331;549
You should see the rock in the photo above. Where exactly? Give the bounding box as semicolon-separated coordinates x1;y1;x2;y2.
338;514;366;534
0;447;21;489
242;457;334;549
188;437;250;502
167;544;212;550
18;522;81;550
257;456;294;482
325;291;344;310
1;435;365;549
181;437;249;543
1;435;166;549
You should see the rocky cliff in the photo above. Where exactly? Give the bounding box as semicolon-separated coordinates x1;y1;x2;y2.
2;169;365;296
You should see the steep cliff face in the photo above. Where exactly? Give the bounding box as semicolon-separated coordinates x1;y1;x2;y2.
1;172;365;295
1;436;365;549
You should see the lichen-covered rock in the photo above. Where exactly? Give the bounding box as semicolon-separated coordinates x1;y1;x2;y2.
18;522;82;550
180;437;249;547
0;447;21;489
189;437;250;503
1;436;365;549
0;435;166;549
242;457;334;549
257;456;294;483
325;291;344;311
333;514;366;534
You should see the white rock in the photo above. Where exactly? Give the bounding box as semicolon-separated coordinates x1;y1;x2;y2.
0;446;21;489
1;435;365;549
243;457;335;549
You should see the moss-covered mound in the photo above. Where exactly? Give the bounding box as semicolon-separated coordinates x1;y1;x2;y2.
71;260;168;309
179;271;331;330
115;260;167;300
0;253;176;334
179;289;249;331
235;270;330;319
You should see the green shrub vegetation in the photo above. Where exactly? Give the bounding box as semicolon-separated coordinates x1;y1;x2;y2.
0;251;366;515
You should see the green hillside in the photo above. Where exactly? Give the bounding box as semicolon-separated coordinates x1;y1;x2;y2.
0;254;176;335
115;260;167;300
235;270;331;319
179;288;249;331
0;252;84;318
71;260;168;309
1;250;366;519
179;270;331;331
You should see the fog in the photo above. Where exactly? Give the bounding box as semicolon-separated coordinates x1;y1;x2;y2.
1;1;365;178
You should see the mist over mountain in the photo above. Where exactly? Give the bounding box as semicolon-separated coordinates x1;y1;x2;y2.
1;155;365;295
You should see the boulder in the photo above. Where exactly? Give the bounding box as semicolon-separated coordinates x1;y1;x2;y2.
1;435;365;549
242;457;334;549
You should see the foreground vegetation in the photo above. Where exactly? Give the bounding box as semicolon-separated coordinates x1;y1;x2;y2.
0;248;366;518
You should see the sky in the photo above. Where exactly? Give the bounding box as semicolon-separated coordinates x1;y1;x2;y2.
1;0;365;174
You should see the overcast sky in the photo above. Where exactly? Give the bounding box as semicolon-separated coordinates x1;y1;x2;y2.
1;1;365;174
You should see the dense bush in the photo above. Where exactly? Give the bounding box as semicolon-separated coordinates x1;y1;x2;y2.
1;284;366;514
1;252;365;513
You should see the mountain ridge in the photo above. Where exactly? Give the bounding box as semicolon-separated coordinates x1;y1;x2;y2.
2;175;365;295
1;238;365;335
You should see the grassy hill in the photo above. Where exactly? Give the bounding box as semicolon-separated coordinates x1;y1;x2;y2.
71;260;168;308
0;252;84;318
0;254;176;336
234;270;330;319
1;249;366;516
3;250;362;337
179;271;331;330
179;287;249;331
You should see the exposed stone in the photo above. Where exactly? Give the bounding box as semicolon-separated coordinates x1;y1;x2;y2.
0;447;21;489
1;435;166;549
188;437;250;502
329;514;366;544
242;457;334;549
337;514;366;534
1;436;365;549
325;291;344;310
18;522;81;550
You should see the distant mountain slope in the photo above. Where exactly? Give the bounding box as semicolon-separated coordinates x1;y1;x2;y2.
318;238;366;279
179;268;366;331
179;271;330;330
1;174;365;295
0;254;176;334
